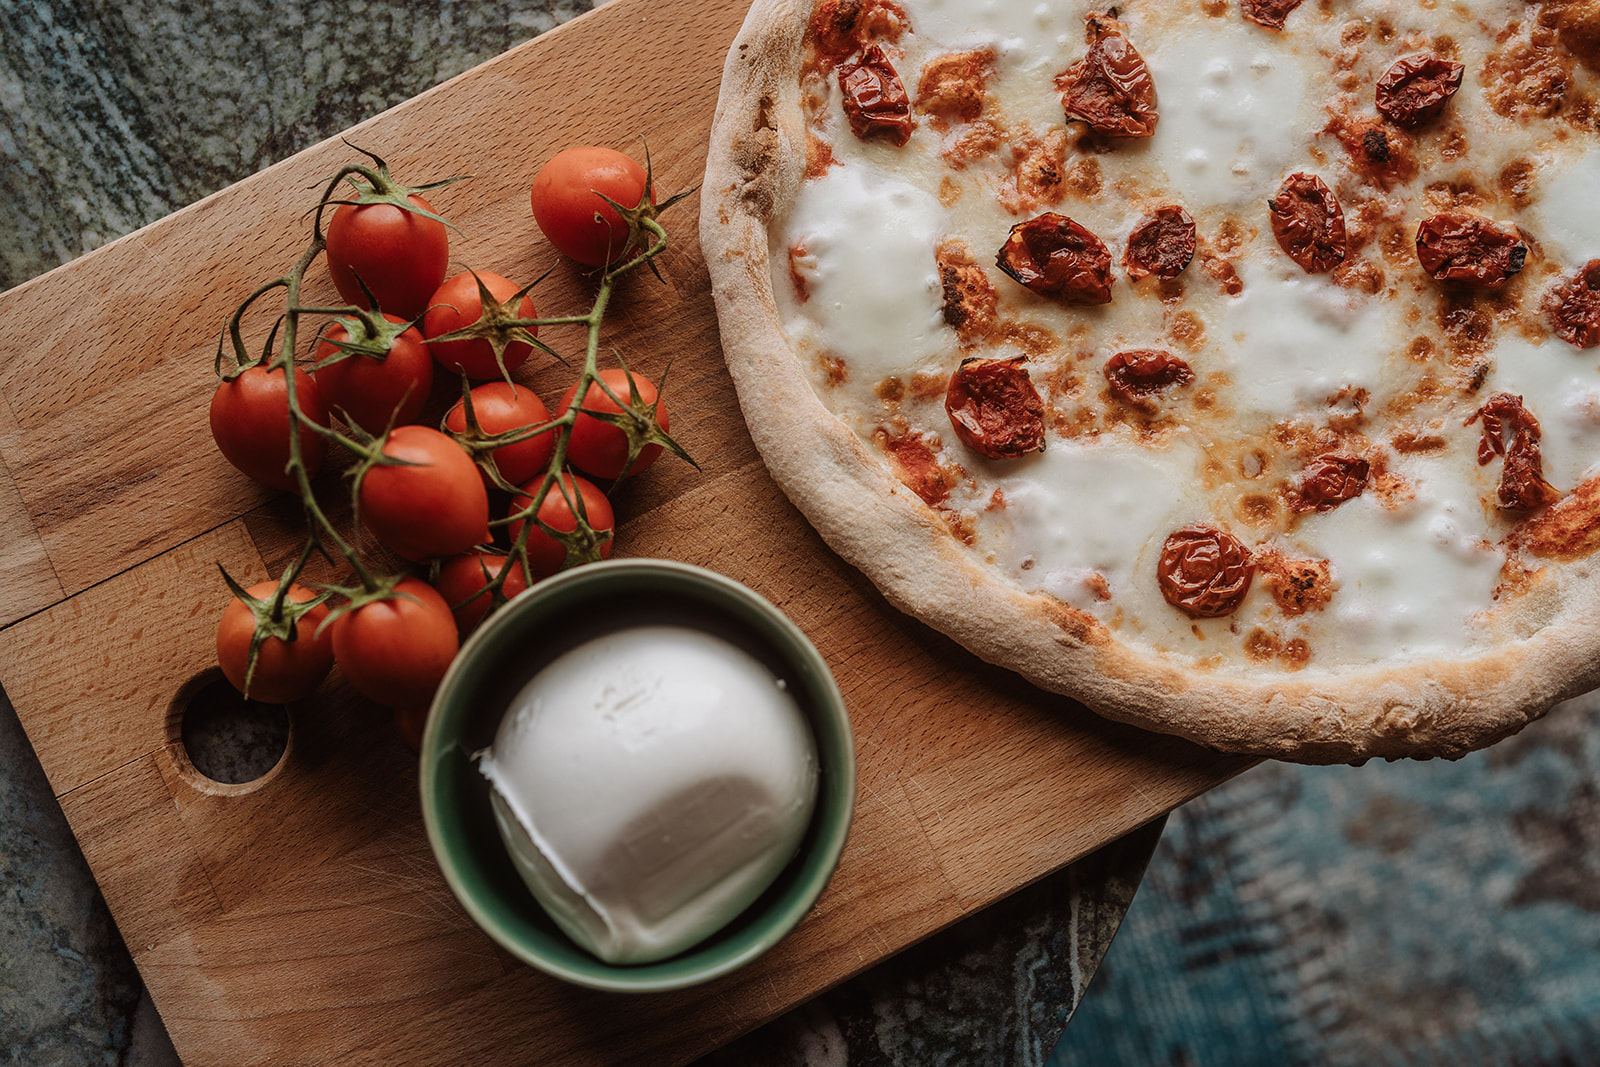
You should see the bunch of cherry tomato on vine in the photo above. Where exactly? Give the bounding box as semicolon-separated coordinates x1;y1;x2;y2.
209;143;695;746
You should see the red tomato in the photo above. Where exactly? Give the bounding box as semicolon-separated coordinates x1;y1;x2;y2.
215;581;334;703
560;369;669;480
393;705;429;753
530;147;651;266
433;551;533;634
508;474;615;577
422;271;538;380
443;382;555;486
312;315;433;434
325;193;449;320
359;425;490;561
332;577;459;708
209;364;329;492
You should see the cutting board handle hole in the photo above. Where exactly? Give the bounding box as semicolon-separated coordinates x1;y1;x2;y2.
168;669;292;794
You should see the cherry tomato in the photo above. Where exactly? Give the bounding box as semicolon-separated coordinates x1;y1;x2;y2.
839;46;913;145
559;369;669;479
422;271;538;380
1157;526;1255;619
530;147;651;266
325;193;449;320
331;577;459;708
944;356;1045;459
359;425;490;561
393;705;429;753
443;382;555;486
433;550;533;634
311;315;433;434
215;581;334;704
996;213;1113;305
508;473;615;577
209;364;329;492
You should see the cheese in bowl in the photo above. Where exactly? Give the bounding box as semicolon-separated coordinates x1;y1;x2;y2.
420;560;854;992
476;624;819;965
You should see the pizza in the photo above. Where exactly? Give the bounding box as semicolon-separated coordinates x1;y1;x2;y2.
699;0;1600;762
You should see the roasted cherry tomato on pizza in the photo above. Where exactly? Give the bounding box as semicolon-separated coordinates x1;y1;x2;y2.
1375;52;1464;126
1471;393;1562;510
1157;526;1255;619
209;364;329;492
331;577;459;708
1269;172;1347;274
1055;11;1158;138
839;45;913;145
996;213;1113;305
560;368;670;480
311;314;433;434
358;425;490;561
1123;206;1196;279
216;580;334;704
944;356;1045;459
325;193;449;320
1291;454;1370;513
509;473;616;577
1415;212;1527;287
531;146;652;266
1547;260;1600;348
423;271;539;380
1103;350;1194;410
444;381;555;487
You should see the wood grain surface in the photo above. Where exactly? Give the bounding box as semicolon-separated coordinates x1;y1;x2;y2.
0;0;1253;1062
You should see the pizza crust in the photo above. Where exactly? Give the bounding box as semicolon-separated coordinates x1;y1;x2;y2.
700;0;1600;762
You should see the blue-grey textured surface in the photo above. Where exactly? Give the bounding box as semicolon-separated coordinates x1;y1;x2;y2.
1051;689;1600;1067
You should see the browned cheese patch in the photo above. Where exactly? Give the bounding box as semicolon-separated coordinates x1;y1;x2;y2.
916;49;994;129
1255;547;1336;617
935;237;1000;345
1483;17;1596;127
1514;472;1600;560
873;420;963;507
997;127;1070;215
1244;628;1312;670
1324;109;1420;190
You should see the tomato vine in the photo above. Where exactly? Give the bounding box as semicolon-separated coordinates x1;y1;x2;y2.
210;145;697;714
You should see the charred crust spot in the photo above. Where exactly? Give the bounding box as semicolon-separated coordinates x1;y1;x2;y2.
1038;594;1111;647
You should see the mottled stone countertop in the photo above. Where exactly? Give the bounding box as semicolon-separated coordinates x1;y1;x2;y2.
0;3;1159;1063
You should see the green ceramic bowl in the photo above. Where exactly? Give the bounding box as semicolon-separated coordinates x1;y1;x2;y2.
420;558;855;993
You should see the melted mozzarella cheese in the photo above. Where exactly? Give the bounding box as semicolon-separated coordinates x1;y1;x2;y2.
1528;146;1600;264
783;165;949;383
1223;257;1402;420
1297;468;1505;662
1143;21;1312;210
992;436;1201;611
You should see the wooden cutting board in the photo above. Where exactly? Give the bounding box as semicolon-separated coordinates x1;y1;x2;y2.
0;0;1253;1062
